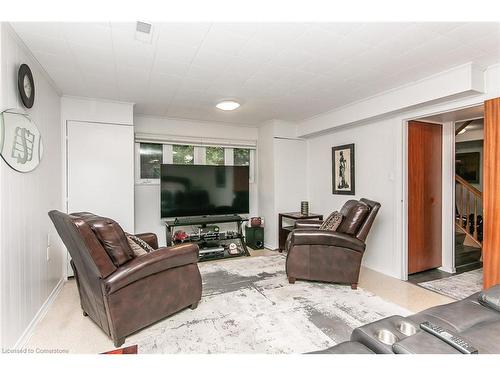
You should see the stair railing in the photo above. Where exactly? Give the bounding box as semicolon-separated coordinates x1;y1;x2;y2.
455;174;483;243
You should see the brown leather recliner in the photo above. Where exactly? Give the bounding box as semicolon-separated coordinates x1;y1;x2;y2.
285;198;381;289
49;210;202;347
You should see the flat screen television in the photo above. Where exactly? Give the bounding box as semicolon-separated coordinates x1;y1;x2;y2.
160;164;249;218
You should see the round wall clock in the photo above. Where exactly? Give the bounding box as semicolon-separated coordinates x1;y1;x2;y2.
18;64;35;109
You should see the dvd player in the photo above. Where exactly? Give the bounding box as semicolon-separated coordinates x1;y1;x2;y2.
199;247;225;255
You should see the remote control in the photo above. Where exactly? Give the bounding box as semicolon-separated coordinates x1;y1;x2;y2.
419;321;478;354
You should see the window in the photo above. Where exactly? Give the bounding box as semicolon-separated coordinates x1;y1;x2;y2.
173;145;194;164
136;142;255;184
206;146;225;165
234;148;250;166
139;143;162;179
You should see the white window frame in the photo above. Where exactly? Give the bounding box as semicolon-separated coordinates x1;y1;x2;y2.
135;142;256;185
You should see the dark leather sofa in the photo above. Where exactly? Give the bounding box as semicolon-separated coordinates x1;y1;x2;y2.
49;210;202;347
286;198;381;289
312;285;500;354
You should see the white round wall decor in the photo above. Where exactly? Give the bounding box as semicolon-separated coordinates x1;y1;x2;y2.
0;109;43;173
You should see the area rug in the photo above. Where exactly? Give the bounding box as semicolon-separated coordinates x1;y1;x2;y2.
418;269;483;300
128;254;410;353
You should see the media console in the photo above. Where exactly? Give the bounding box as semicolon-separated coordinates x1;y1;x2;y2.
165;215;250;262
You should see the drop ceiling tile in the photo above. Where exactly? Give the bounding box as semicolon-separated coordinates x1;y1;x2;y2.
473;34;500;54
237;38;283;63
149;73;183;91
209;23;261;39
378;25;442;55
312;22;366;37
151;59;190;77
63;22;113;50
198;28;249;56
347;23;414;46
11;22;64;39
444;22;500;44
154;41;199;64
18;34;68;56
269;49;314;69
113;39;156;69
414;22;463;34
179;77;214;92
157;23;211;47
11;22;500;125
33;50;75;71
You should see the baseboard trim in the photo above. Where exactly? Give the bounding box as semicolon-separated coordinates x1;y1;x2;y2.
13;278;65;350
439;265;456;274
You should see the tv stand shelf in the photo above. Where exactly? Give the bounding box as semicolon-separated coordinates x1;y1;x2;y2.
166;215;246;228
165;215;250;262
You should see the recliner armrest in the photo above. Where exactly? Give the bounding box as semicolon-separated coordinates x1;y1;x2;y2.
134;232;158;250
290;229;365;252
294;219;323;229
103;243;199;294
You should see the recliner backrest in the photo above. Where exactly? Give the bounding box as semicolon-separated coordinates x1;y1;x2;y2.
71;212;134;267
337;200;370;236
356;198;381;242
48;210;116;335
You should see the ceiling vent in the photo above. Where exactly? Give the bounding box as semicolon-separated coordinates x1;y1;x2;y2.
136;21;152;34
135;21;153;43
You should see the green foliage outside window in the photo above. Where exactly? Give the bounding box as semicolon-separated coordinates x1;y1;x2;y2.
206;146;225;165
173;145;194;164
234;148;250;166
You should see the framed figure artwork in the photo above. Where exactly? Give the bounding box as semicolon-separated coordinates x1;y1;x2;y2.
332;143;355;195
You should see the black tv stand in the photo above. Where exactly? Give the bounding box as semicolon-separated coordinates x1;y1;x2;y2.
165;215;250;262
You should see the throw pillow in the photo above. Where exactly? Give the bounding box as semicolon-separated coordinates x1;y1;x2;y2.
126;233;155;254
91;220;135;267
319;211;343;231
126;235;148;257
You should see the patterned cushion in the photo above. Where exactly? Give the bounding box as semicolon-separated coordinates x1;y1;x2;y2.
319;211;343;231
126;235;148;257
126;233;155;254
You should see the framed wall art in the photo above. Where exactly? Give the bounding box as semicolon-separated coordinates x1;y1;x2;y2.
332;143;355;195
0;109;43;173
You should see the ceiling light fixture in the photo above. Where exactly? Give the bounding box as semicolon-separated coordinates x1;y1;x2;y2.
216;100;240;111
458;128;467;135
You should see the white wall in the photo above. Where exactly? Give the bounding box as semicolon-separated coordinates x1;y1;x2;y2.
257;122;276;249
306;119;401;276
134;115;259;246
0;23;64;349
258;120;307;249
300;63;500;279
61;96;134;277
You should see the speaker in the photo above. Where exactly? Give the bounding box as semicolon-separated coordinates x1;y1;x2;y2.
245;226;264;249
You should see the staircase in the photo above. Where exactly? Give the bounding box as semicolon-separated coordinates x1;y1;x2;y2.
455;174;483;271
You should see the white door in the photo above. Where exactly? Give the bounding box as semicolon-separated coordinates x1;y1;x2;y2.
66;121;134;275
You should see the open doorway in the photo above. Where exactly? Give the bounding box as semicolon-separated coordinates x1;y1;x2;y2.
454;119;483;273
407;105;485;300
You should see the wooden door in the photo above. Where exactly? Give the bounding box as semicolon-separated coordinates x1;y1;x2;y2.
408;121;443;274
483;97;500;289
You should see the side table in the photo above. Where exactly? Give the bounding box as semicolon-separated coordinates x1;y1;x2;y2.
278;212;323;252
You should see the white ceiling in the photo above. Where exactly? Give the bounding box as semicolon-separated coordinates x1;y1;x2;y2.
11;22;500;125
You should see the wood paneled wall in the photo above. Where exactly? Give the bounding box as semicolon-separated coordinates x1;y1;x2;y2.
484;97;500;289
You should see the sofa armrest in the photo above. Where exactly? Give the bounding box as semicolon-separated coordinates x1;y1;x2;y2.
290;229;365;252
134;232;158;250
103;243;199;294
294;219;323;229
